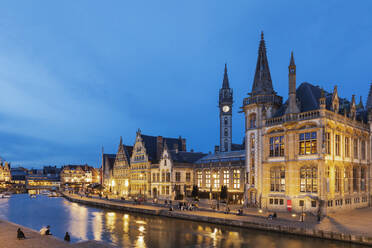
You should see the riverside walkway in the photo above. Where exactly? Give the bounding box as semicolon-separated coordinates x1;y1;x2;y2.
0;219;114;248
63;193;372;246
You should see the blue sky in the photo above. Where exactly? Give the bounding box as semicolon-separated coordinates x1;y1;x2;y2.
0;1;371;168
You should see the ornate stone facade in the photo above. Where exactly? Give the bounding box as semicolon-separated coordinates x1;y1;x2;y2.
242;33;371;214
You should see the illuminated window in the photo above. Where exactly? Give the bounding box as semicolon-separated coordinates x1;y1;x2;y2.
345;137;350;157
299;132;317;155
344;167;351;193
175;172;181;182
186;172;191;182
335;135;340;156
300;166;317;193
205;171;211;188
197;171;202;187
270;167;285;192
269;136;284;157
213;171;220;189
223;170;229;186
233;170;240;189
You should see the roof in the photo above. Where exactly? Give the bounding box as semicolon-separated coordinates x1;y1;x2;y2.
273;82;368;122
195;150;245;164
169;150;207;164
140;134;185;163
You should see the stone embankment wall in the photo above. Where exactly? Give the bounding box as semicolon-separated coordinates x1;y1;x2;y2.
63;194;372;246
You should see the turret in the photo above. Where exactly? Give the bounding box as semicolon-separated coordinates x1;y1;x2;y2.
285;51;299;114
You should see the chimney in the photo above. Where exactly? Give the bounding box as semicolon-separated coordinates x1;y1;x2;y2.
181;138;186;151
173;143;179;153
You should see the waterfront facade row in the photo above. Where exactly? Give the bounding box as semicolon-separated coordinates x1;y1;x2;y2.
102;33;371;214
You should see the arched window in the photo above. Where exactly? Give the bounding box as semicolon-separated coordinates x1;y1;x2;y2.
270;167;285;192
224;128;228;137
224;117;228;125
224;139;228;152
300;166;317;193
249;113;256;129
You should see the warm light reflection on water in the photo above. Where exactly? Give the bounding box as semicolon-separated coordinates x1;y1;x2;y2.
0;195;365;248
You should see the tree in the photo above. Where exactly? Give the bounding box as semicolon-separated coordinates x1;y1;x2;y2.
191;185;199;200
220;185;228;202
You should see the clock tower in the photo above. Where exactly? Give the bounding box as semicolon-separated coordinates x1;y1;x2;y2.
219;64;233;152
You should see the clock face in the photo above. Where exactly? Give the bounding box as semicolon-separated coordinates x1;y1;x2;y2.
222;105;230;112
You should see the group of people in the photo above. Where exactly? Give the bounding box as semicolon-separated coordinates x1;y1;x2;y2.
268;212;277;220
178;201;196;211
17;225;71;242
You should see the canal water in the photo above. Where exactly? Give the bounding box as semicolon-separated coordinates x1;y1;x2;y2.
0;194;366;248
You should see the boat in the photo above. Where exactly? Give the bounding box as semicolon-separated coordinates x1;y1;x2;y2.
30;194;37;198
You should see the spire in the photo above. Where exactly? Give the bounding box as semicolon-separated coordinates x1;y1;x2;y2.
119;136;123;146
290;51;295;66
251;31;275;96
357;96;364;109
366;83;372;110
222;63;230;89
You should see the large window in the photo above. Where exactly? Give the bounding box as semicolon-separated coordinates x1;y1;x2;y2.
175;172;181;182
270;167;285;192
233;170;240;189
335;135;340;156
335;167;341;193
300;166;318;193
269;136;284;157
361;167;366;191
186;172;191;182
354;138;358;159
345;137;350;157
249;114;256;129
353;167;358;192
344;167;351;193
361;140;366;160
213;171;220;189
325;132;331;155
197;171;202;187
205;171;211;188
299;132;317;155
223;170;229;186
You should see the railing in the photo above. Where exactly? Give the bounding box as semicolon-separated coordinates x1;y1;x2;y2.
265;110;321;126
243;94;282;106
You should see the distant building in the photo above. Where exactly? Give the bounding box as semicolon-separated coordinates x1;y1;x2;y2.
11;167;28;185
0;160;11;183
60;164;99;188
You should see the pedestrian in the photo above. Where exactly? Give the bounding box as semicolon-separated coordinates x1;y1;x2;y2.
64;232;71;242
45;225;52;235
17;228;26;240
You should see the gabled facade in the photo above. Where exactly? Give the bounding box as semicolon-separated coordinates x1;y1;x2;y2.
112;137;133;197
151;144;205;200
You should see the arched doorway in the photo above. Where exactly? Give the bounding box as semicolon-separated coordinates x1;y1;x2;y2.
247;188;257;207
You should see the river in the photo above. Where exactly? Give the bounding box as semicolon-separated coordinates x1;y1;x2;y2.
0;194;366;248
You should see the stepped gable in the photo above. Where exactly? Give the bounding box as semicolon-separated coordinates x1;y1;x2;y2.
272;82;368;122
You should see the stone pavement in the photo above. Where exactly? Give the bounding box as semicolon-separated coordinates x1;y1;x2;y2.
0;219;115;248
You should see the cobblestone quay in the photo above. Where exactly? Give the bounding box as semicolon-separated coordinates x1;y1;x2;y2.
0;219;114;248
63;193;372;246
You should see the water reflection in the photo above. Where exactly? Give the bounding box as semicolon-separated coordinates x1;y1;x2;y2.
0;195;366;248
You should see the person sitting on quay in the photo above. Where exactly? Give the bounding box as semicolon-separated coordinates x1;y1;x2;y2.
17;228;26;240
64;232;71;242
40;225;52;235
